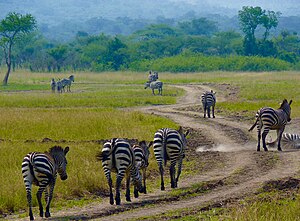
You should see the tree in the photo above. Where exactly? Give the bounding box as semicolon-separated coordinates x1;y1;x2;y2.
238;6;280;56
0;12;36;85
178;18;218;36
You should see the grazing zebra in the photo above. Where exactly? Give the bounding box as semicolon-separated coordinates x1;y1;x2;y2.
249;99;292;151
61;75;75;92
267;132;300;149
153;126;189;190
50;78;56;93
132;140;153;197
201;90;216;118
96;138;144;205
22;146;70;221
144;80;163;95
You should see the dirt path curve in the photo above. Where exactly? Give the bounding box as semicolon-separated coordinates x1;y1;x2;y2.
10;84;300;221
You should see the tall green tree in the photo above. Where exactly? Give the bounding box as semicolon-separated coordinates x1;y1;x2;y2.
0;12;36;85
238;6;280;56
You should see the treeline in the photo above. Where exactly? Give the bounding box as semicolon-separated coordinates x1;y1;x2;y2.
1;7;300;73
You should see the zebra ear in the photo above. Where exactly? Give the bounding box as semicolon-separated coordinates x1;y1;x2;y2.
64;146;70;155
289;100;293;105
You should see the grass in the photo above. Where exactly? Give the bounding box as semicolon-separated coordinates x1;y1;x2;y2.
0;70;300;219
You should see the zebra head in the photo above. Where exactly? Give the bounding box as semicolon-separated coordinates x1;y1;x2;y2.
69;75;75;82
138;140;153;167
49;146;69;180
280;99;292;122
178;126;190;147
144;82;150;89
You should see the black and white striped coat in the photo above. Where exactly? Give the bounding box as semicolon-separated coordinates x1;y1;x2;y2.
201;90;216;118
50;78;56;93
97;138;144;205
132;141;153;196
61;75;75;92
153;126;189;190
22;146;69;221
267;132;300;149
249;99;292;151
144;80;163;95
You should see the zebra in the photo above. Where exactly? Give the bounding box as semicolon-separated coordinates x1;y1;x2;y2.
96;138;144;205
144;80;163;95
249;99;292;151
61;75;75;92
50;78;56;93
147;71;158;83
132;140;153;197
56;79;63;93
267;132;300;149
22;146;70;221
201;90;216;118
153;126;189;190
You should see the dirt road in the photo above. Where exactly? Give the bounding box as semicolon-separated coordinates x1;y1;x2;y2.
11;84;300;220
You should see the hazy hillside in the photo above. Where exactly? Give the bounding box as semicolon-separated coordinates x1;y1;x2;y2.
0;0;299;41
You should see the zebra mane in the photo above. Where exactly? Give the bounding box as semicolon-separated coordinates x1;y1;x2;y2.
48;146;65;155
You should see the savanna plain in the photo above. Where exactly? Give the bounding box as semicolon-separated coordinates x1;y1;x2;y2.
1;70;300;221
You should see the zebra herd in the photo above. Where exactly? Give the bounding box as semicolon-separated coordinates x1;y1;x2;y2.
50;75;75;93
22;126;189;220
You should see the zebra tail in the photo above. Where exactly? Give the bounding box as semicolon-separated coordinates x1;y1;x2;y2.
248;117;259;132
163;137;168;167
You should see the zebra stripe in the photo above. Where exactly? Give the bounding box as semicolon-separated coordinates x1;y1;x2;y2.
96;138;144;205
267;132;300;149
22;146;69;221
201;90;216;118
153;126;189;190
132;140;153;196
144;80;163;95
61;75;75;92
249;99;292;151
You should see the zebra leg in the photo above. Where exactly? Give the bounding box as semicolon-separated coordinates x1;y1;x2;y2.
26;184;34;221
159;164;165;191
125;173;131;202
207;106;211;118
45;181;55;218
143;168;147;194
277;128;284;151
115;172;125;205
203;106;207;118
36;186;46;217
152;88;155;95
169;163;176;188
212;105;215;118
175;158;183;188
257;127;261;151
106;173;114;205
262;130;269;151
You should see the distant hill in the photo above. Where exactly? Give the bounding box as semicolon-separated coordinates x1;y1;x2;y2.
0;0;299;41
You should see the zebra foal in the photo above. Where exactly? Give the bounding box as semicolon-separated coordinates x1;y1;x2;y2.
22;146;69;221
144;80;163;95
249;99;292;151
201;90;216;118
132;140;153;197
96;138;144;205
153;126;189;190
267;132;300;149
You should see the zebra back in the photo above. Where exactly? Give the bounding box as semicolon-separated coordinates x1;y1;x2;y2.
201;90;216;107
153;126;189;166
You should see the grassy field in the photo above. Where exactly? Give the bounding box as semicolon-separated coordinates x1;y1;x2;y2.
0;70;299;218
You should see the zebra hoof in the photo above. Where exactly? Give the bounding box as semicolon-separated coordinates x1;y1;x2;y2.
278;148;282;151
161;186;165;191
45;212;51;218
